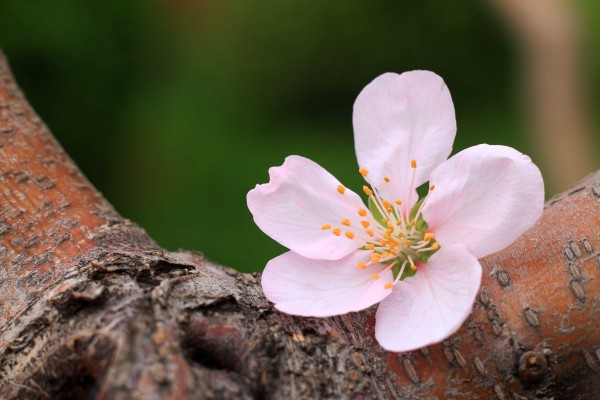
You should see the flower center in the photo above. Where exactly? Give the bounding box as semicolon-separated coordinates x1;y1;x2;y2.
322;159;440;289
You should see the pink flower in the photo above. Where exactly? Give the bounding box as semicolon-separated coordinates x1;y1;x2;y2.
247;71;544;352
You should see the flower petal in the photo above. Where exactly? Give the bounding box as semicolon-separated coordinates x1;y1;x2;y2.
422;144;544;259
262;250;394;317
374;245;481;352
353;71;456;206
247;155;373;260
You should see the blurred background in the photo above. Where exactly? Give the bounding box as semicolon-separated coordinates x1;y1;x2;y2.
0;1;598;272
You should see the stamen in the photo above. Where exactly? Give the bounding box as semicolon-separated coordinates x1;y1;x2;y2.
332;228;341;236
341;218;351;226
384;282;394;289
359;167;369;177
357;208;367;217
321;224;331;230
345;231;355;239
337;185;346;195
363;186;373;196
371;274;380;280
430;184;435;191
431;242;440;250
395;200;402;205
366;229;374;237
423;232;435;241
371;253;381;263
411;159;417;169
384;177;390;183
357;262;367;269
366;243;375;250
382;200;391;209
361;221;370;228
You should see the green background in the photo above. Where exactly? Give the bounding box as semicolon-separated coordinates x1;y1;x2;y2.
1;1;599;272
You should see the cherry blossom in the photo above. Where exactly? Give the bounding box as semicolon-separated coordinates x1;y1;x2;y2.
247;71;544;352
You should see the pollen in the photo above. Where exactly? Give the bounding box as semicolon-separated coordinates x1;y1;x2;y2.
371;253;381;263
371;274;380;280
345;231;355;239
363;186;373;196
410;264;417;271
341;218;351;226
382;200;391;209
321;223;331;230
358;208;367;217
430;184;436;191
366;229;374;237
361;220;370;228
337;185;346;195
431;242;440;250
332;228;341;236
384;282;394;289
359;167;369;177
395;200;402;205
366;243;375;250
357;262;367;269
411;220;416;227
423;232;435;241
411;159;417;169
384;177;390;183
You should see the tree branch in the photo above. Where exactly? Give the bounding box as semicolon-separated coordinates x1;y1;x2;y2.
0;50;599;399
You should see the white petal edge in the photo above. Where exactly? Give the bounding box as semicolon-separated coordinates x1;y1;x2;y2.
262;250;394;317
374;245;481;352
422;144;544;259
247;155;375;260
353;71;456;206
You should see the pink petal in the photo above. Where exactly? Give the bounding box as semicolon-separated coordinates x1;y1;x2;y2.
262;251;394;317
353;71;456;207
247;156;373;260
422;144;544;259
374;245;481;352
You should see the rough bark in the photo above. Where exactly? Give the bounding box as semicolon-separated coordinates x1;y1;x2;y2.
0;50;599;400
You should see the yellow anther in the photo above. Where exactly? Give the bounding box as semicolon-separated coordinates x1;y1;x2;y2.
337;185;346;195
358;208;367;217
366;229;374;237
382;252;390;258
382;218;389;224
411;220;416;227
396;220;402;226
405;240;411;246
395;200;402;205
431;242;440;250
341;218;351;226
332;228;341;236
390;248;397;255
387;222;394;229
384;177;390;183
361;220;370;229
384;282;394;289
321;224;331;230
383;233;389;240
397;232;404;238
379;240;387;247
411;159;417;169
423;232;435;241
345;231;355;239
366;243;375;250
430;184;436;191
357;262;367;269
387;208;393;213
371;274;380;280
362;186;373;196
410;264;417;271
371;253;381;263
359;167;369;177
383;200;391;209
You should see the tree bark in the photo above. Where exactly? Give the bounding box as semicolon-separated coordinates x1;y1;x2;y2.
0;51;599;400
